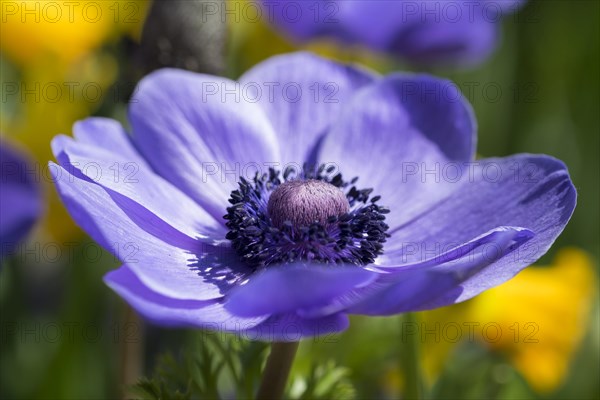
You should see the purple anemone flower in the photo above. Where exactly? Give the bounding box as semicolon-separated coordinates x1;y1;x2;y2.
1;142;42;259
262;0;525;66
50;53;575;341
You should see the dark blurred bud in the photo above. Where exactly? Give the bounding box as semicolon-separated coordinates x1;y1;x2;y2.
138;0;226;75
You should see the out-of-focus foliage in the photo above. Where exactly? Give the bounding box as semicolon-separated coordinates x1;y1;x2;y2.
289;360;356;400
131;336;355;400
0;0;598;399
134;333;270;399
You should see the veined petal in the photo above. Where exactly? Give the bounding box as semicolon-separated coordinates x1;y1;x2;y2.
104;265;266;330
51;162;247;301
375;226;534;271
72;117;146;164
340;155;576;315
297;226;533;318
244;313;350;342
239;52;377;166
129;68;281;222
106;265;348;341
348;227;535;315
225;264;377;318
320;74;475;230
52;124;225;249
385;155;575;259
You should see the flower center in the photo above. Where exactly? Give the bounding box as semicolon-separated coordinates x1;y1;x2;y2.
267;179;350;229
224;165;390;270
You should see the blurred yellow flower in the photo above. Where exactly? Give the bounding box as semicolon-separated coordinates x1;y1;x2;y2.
422;248;597;393
1;0;148;243
471;248;597;392
2;0;109;66
0;0;147;65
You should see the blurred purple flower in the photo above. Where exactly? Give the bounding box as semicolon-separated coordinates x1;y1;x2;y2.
263;0;525;66
50;53;574;341
1;142;42;259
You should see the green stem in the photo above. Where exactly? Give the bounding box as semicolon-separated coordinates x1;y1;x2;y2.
256;341;300;400
401;313;424;400
119;305;144;399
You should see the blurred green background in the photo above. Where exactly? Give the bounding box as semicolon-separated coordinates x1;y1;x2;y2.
1;0;598;399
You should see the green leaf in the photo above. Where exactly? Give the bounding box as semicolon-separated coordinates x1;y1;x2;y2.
289;360;356;400
130;332;270;399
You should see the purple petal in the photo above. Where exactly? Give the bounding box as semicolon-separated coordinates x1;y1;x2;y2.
346;155;576;315
129;68;280;222
239;52;377;166
385;155;575;259
1;185;41;248
52;120;226;249
263;1;522;66
297;154;574;317
244;313;350;342
225;264;377;317
51;162;246;301
1;143;42;258
296;226;532;318
330;1;416;51
72;117;146;164
259;1;328;42
346;226;534;315
375;226;533;271
320;74;475;230
383;3;498;66
106;265;346;341
261;1;400;48
104;265;266;330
